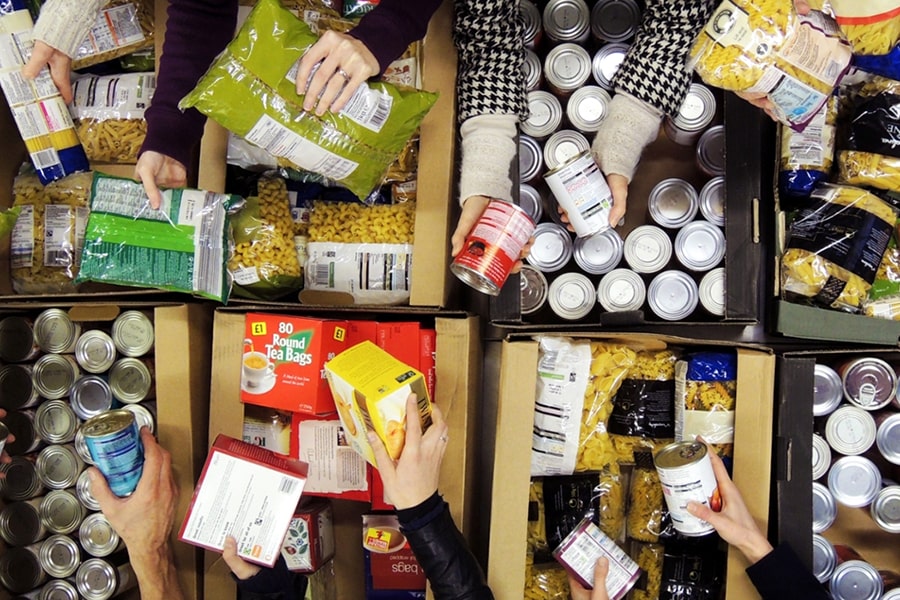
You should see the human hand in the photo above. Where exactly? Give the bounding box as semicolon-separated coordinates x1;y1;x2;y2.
22;41;73;103
451;195;532;274
558;173;628;232
134;151;187;210
0;409;15;478
295;30;379;116
794;0;810;15
568;557;610;600
223;536;262;580
735;91;778;122
686;442;773;564
368;393;449;510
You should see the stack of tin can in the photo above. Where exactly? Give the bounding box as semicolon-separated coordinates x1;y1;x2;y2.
0;308;156;598
809;356;900;597
517;0;727;323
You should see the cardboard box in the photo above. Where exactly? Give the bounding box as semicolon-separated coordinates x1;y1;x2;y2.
281;498;336;574
207;308;481;600
487;335;775;600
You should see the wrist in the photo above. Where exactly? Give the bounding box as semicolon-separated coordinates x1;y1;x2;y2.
738;533;774;564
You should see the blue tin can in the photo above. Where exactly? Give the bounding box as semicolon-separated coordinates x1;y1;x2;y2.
81;410;144;497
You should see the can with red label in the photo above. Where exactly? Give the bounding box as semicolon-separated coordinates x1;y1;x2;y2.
450;200;536;296
654;440;719;536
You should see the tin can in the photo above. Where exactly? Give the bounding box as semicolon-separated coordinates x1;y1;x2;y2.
698;267;725;316
519;134;544;183
653;440;719;536
34;309;81;354
32;353;80;400
542;0;590;44
543;130;591;173
0;497;47;546
813;364;844;417
0;364;40;411
523;91;563;140
812;481;837;533
76;558;137;600
0;316;41;363
108;357;155;404
75;330;117;374
566;86;611;134
36;444;85;490
76;468;101;511
519;183;544;224
544;151;612;237
664;83;717;146
121;401;156;435
840;357;897;411
34;399;79;444
624;225;672;274
523;48;543;92
39;489;84;535
450;200;536;296
591;43;629;90
597;268;646;312
812;433;831;481
70;376;115;420
831;561;883;600
74;427;95;466
870;485;900;533
876;411;900;465
573;228;623;275
79;512;125;558
519;0;543;49
648;178;699;229
520;265;549;315
674;221;726;272
696;124;725;177
812;533;838;583
552;517;640;596
648;270;700;321
526;222;574;273
699;176;726;227
0;455;45;501
828;455;882;508
40;577;80;600
883;589;900;600
548;273;596;320
0;544;47;594
825;405;877;455
81;409;144;497
590;0;641;43
5;409;42;455
544;43;592;96
39;534;81;578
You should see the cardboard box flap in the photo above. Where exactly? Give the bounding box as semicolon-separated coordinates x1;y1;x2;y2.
777;301;900;346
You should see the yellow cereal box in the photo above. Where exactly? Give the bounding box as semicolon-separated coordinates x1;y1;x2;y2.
324;341;432;467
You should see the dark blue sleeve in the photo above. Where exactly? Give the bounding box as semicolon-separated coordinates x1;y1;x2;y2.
746;543;829;600
234;555;308;598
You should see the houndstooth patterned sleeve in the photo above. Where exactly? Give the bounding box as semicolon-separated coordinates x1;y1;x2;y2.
453;0;528;123
614;0;716;118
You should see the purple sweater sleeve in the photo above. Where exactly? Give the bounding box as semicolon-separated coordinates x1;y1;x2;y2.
349;0;443;74
140;0;239;169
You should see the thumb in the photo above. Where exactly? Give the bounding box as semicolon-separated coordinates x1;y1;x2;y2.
88;467;116;509
592;556;610;599
135;164;163;210
22;42;54;79
686;500;719;526
222;536;261;580
606;174;629;228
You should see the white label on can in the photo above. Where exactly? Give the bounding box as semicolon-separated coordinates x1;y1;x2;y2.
657;457;719;536
555;520;640;600
545;154;612;237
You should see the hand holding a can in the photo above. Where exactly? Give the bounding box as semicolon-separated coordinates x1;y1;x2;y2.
451;195;534;273
557;173;628;231
568;557;611;600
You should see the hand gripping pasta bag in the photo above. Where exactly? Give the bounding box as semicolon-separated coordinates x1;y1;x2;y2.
179;0;438;201
76;173;241;302
838;76;900;194
779;95;838;198
806;0;900;56
674;351;737;458
782;183;897;311
689;0;852;130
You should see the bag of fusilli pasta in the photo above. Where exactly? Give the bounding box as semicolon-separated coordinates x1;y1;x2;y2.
689;0;852;130
838;76;900;194
626;452;665;543
779;95;838;198
628;541;664;600
674;351;737;458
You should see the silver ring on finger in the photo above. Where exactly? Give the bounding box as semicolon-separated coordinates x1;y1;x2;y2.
439;434;449;443
337;68;351;80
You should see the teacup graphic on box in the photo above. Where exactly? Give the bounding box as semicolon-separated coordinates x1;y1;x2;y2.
241;348;276;394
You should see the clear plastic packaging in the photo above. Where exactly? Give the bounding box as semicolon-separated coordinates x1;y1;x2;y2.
779;95;838;198
628;541;664;600
69;0;155;70
807;0;900;55
525;554;571;600
838;77;900;194
626;454;665;543
674;351;738;458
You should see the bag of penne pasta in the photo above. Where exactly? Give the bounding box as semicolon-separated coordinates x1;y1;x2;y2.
68;0;155;70
807;0;900;56
779;95;838;198
838;76;900;194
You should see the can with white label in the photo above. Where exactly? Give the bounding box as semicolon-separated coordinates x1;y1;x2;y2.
876;411;900;465
664;83;717;146
698;267;725;316
519;134;544;183
566;86;611;134
520;265;549;315
543;130;591;173
0;316;40;363
591;43;629;89
523;91;563;140
812;481;837;533
648;178;699;229
0;364;40;411
812;534;837;583
0;455;45;501
825;405;877;456
813;364;843;417
40;533;82;578
519;183;544;224
870;485;900;533
839;357;897;411
648;270;700;321
699;176;726;226
39;489;84;535
544;43;592;97
548;273;596;320
76;558;137;600
696;125;725;177
523;48;543;92
519;0;543;49
590;0;641;44
543;0;590;44
76;468;101;511
34;309;81;354
653;440;719;536
75;330;117;374
624;225;672;274
544;151;613;238
573;228;623;275
34;399;79;445
828;455;882;508
79;512;125;558
552;517;640;596
526;222;574;273
597;268;646;312
812;433;831;481
36;444;85;490
674;221;726;272
0;544;47;594
108;357;155;404
830;561;883;600
81;409;144;498
110;310;154;358
32;353;80;400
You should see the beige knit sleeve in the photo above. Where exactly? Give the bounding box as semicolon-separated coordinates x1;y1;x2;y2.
592;91;663;182
459;113;518;207
32;0;106;58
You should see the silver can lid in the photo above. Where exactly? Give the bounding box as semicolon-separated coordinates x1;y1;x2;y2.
0;499;44;546
523;48;543;92
566;85;611;133
544;43;592;93
0;364;38;411
674;221;726;272
40;578;80;600
876;411;900;465
79;513;121;558
526;223;574;273
827;455;882;508
109;358;153;404
883;590;900;600
519;0;543;48
825;405;877;456
70;376;114;420
590;0;641;43
597;268;646;312
648;270;699;321
34;309;80;354
121;402;156;435
543;0;590;43
32;353;79;400
39;490;83;535
111;310;154;358
697;125;726;177
523;90;563;139
669;83;717;135
520;265;549;315
36;444;84;490
35;399;79;444
0;456;45;501
519;134;544;183
699;267;725;316
548;273;596;320
573;228;623;275
543;129;591;172
841;357;897;411
811;433;831;481
648;178;699;229
811;481;837;533
75;330;117;374
76;468;102;511
76;557;118;600
811;534;837;583
591;42;629;89
699;177;726;226
830;560;883;600
519;183;544;224
73;428;95;466
813;364;844;417
0;316;38;363
624;225;672;274
870;485;900;533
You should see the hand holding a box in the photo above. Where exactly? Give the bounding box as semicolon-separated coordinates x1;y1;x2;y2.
222;536;262;581
22;41;74;103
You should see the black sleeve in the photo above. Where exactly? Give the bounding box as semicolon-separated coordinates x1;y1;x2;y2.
233;555;308;598
745;543;830;600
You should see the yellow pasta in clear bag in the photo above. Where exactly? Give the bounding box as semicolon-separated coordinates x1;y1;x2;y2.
838;77;900;194
626;456;665;543
807;0;900;55
525;555;570;600
629;542;664;600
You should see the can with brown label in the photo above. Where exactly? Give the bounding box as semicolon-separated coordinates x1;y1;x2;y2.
653;440;719;536
450;200;536;296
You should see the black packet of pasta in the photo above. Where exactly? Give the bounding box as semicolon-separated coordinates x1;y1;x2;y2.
660;536;726;600
608;379;675;439
543;474;601;554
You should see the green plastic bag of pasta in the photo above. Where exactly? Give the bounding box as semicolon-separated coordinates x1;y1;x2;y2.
180;0;439;200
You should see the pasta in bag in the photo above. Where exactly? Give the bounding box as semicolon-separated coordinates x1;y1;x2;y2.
527;480;550;556
525;555;570;600
179;0;438;200
674;351;737;458
782;184;896;311
807;0;900;55
626;453;665;543
689;0;852;130
863;240;900;319
69;0;155;70
0;207;21;240
838;76;900;194
779;95;838;198
628;542;664;600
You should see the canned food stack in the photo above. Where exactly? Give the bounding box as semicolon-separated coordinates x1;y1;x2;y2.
0;308;156;598
515;0;727;323
809;358;900;593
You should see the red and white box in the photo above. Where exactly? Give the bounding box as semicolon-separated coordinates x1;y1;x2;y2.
281;498;335;573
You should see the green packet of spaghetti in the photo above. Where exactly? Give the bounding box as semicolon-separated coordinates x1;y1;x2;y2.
179;0;437;200
76;173;241;302
0;206;21;239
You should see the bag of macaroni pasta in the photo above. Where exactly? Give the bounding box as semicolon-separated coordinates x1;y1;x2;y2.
179;0;438;200
689;0;852;130
782;183;896;311
779;95;838;198
806;0;900;56
674;351;737;458
76;173;241;302
863;241;900;319
71;72;155;164
525;555;570;600
838;76;900;194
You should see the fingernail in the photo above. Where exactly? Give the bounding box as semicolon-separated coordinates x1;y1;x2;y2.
366;431;378;444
